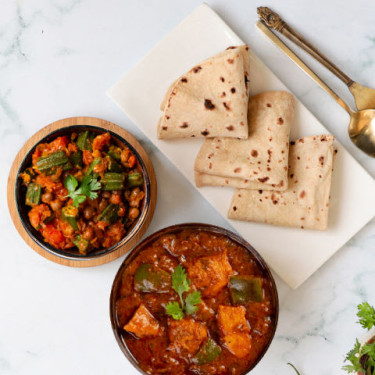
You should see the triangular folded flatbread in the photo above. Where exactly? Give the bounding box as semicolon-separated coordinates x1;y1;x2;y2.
194;91;294;191
157;45;250;139
228;135;335;230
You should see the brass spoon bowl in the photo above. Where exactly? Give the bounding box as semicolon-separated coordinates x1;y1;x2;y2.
257;21;375;157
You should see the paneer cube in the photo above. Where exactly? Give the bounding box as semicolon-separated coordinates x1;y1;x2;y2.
123;304;161;338
187;252;232;297
168;318;208;356
217;305;251;358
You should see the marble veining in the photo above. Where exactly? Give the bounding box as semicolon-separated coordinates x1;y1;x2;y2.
1;0;374;374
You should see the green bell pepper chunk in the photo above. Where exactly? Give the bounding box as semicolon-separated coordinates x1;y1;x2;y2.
134;264;171;293
193;338;221;365
229;276;263;304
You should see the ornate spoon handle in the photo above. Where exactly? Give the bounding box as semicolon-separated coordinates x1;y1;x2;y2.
257;7;353;87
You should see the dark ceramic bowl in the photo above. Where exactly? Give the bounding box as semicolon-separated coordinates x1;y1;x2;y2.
15;124;153;263
110;223;279;375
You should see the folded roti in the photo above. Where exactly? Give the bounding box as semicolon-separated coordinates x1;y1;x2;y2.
157;45;250;139
195;171;283;191
228;135;335;231
194;91;294;190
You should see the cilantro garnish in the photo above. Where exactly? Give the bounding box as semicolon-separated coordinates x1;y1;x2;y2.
64;174;101;208
343;302;375;374
165;265;201;320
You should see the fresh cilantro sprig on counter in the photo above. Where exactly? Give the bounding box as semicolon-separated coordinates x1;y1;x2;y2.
358;302;375;330
343;302;375;374
64;174;101;207
165;265;201;320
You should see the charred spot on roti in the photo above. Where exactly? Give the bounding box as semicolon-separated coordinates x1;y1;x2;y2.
281;150;285;154
230;88;236;94
300;190;306;198
181;77;188;83
258;177;269;183
223;102;231;111
226;46;236;50
319;156;325;166
290;174;294;178
234;168;241;173
162;126;168;131
238;194;242;198
267;167;271;171
258;190;263;194
165;115;170;120
233;206;237;211
267;150;272;163
245;46;249;51
209;163;212;169
193;66;202;73
204;99;215;110
299;138;304;143
227;58;234;64
277;117;284;125
245;75;249;87
266;103;272;108
279;180;284;186
257;161;261;164
334;149;338;154
226;125;234;131
220;77;225;82
301;226;304;229
290;141;295;146
300;217;305;220
284;166;288;171
251;150;258;157
225;179;229;184
269;137;273;142
297;156;300;160
191;135;195;137
215;146;220;149
201;130;209;136
321;135;327;141
180;122;189;128
208;153;214;159
319;174;322;178
240;121;244;126
221;92;226;98
253;171;258;175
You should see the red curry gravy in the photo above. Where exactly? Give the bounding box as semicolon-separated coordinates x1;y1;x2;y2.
114;229;277;375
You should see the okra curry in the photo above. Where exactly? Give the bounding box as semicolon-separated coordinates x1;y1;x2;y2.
113;228;277;375
19;129;145;254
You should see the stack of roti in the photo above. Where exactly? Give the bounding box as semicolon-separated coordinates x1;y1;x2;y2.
194;91;294;191
157;45;336;231
228;135;335;230
157;45;250;139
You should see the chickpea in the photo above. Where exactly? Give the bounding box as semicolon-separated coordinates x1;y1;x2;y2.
50;199;62;211
129;188;145;208
41;192;53;203
128;207;139;220
98;199;108;212
83;206;94;220
102;191;111;199
82;227;94;241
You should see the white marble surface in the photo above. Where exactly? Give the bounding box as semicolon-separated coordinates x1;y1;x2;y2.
1;1;374;374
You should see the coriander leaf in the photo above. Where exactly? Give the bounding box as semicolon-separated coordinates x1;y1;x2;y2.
342;339;363;373
73;195;86;208
358;302;375;330
171;265;190;307
165;301;184;320
64;175;78;193
185;290;201;315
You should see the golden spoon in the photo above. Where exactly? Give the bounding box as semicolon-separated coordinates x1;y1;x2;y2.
256;20;375;157
257;6;375;111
